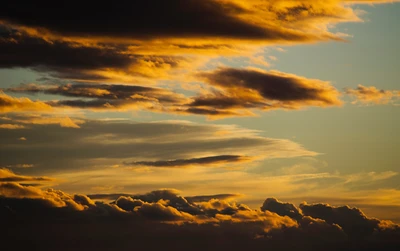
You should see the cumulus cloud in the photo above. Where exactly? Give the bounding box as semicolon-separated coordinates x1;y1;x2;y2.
1;180;399;251
345;85;400;105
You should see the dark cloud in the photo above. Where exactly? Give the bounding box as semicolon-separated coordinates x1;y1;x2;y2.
1;181;399;251
191;68;342;114
125;155;250;168
5;82;188;110
0;24;187;80
0;1;314;41
300;202;384;239
261;197;303;220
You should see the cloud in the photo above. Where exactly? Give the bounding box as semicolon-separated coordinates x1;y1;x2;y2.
0;168;53;183
1;181;399;250
0;24;192;82
0;124;25;129
345;85;400;105
261;197;303;220
124;155;251;168
6;83;189;112
6;164;34;169
0;91;52;113
0;120;316;173
0;114;84;128
0;0;342;42
189;67;342;115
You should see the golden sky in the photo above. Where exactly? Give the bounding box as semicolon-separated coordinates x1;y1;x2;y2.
1;1;400;250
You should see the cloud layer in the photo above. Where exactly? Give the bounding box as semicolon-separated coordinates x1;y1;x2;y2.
0;120;316;173
1;176;399;251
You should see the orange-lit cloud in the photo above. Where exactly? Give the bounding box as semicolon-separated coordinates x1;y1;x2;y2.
1;177;399;250
345;85;400;105
0;124;25;129
0;91;52;113
188;67;342;116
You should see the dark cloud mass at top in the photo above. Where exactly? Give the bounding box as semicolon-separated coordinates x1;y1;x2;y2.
0;0;309;41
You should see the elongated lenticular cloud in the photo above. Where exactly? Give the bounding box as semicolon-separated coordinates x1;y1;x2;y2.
190;68;342;115
125;155;252;168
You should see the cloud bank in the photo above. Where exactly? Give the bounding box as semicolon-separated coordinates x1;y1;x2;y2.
1;176;399;251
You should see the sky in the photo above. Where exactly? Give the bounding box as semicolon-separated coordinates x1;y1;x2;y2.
1;1;400;250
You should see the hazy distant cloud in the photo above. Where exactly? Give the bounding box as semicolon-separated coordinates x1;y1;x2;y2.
0;113;84;128
5;164;34;169
345;85;400;105
0;120;316;173
0;124;25;129
191;68;342;115
125;155;251;168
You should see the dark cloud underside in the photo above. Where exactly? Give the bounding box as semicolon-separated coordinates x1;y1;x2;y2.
0;0;311;41
125;155;249;167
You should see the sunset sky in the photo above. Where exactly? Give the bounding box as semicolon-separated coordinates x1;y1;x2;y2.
1;1;399;250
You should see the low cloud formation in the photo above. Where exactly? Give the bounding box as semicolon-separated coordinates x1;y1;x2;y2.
190;68;342;115
345;85;400;105
1;179;399;251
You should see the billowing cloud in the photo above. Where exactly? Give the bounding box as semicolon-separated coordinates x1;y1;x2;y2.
345;85;400;105
1;180;399;251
